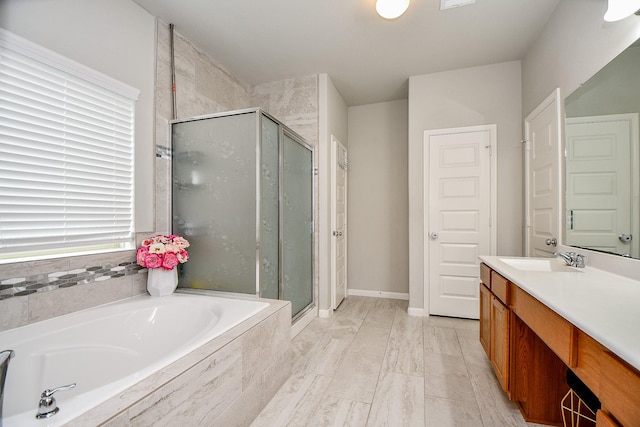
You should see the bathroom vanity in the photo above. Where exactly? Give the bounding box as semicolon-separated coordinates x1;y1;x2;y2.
478;256;640;427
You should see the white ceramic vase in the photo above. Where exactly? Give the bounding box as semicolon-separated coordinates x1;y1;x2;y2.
147;268;178;296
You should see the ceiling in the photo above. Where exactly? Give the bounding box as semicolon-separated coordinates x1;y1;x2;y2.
132;0;561;106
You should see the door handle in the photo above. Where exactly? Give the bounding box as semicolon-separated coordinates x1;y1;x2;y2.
332;230;343;237
430;231;439;240
545;237;557;246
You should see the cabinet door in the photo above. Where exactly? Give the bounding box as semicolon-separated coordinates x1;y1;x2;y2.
479;283;491;357
491;295;510;393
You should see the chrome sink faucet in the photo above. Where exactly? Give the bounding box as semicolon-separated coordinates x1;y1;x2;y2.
1;349;15;427
553;251;586;268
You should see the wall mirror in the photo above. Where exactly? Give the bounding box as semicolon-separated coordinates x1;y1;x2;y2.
564;39;640;258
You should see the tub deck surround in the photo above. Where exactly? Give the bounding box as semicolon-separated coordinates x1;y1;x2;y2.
1;291;291;427
479;256;640;372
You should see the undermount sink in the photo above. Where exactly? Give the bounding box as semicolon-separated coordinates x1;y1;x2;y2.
498;258;580;272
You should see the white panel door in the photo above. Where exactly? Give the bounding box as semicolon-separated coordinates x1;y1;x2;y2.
425;125;495;319
331;136;347;309
565;114;639;257
525;89;563;257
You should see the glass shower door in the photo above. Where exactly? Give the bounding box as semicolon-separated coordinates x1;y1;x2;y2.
172;112;258;294
282;131;313;318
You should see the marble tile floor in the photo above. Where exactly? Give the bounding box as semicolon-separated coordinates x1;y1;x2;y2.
251;296;549;427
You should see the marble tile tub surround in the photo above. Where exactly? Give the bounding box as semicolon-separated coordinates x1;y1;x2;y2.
0;237;157;331
0;260;145;299
67;295;291;427
252;296;547;427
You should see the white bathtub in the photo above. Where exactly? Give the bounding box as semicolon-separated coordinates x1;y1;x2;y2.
0;293;269;427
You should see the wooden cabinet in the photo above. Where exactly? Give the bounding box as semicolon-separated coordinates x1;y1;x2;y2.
480;261;640;427
511;315;569;425
596;410;622;427
599;352;640;427
479;263;491;358
479;263;511;394
512;285;574;365
490;294;510;392
596;412;623;427
479;282;491;357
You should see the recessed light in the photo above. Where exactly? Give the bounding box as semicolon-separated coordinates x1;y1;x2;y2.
440;0;476;11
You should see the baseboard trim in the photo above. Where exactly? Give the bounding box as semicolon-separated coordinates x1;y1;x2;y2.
407;307;426;317
318;308;333;318
347;289;409;300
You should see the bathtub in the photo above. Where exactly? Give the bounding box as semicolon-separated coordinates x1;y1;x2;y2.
0;293;271;427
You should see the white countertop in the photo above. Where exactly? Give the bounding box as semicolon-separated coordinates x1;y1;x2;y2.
479;255;640;372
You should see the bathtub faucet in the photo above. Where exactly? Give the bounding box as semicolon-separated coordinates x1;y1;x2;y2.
36;383;76;419
1;350;15;427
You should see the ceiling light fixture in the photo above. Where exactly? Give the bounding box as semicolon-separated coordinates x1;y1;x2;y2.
604;0;640;21
376;0;410;19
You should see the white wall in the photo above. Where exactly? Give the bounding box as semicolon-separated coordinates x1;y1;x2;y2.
0;0;156;232
408;61;522;312
318;74;348;313
347;100;408;296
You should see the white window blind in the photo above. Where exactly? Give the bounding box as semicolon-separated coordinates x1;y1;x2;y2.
0;29;140;258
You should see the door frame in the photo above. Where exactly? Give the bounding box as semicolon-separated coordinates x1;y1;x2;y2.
523;88;563;256
331;135;348;310
422;124;497;317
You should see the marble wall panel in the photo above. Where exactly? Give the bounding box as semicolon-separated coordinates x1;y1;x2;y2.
27;275;136;324
127;339;243;426
242;300;292;388
0;296;28;330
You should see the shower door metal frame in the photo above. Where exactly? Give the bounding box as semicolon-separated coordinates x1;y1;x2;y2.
170;108;315;318
276;123;316;322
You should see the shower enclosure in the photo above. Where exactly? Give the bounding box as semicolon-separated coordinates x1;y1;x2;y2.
171;109;314;319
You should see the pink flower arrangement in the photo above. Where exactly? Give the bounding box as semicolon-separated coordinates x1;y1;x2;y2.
137;234;190;270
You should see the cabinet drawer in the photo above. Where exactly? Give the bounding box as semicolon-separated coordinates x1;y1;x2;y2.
480;263;491;288
599;351;640;427
490;271;510;305
512;286;573;365
574;330;604;396
596;410;621;427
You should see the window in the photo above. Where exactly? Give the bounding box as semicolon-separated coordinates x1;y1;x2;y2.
0;29;140;260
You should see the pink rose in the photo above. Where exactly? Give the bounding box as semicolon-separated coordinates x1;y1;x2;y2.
136;246;149;267
161;252;179;270
177;249;189;263
173;236;190;248
145;253;163;269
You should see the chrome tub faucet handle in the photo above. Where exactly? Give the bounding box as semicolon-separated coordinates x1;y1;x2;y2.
36;383;76;419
